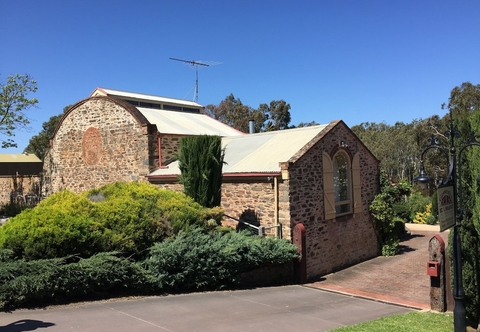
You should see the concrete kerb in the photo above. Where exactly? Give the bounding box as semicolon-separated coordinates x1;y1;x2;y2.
405;223;442;232
304;283;430;311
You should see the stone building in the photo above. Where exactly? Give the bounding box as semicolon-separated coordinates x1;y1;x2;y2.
0;153;43;206
45;88;380;280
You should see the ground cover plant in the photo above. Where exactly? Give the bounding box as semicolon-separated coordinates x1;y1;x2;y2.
330;311;453;332
0;228;299;310
0;250;152;310
141;228;299;291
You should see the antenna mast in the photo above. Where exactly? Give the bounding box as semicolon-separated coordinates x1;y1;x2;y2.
170;57;209;103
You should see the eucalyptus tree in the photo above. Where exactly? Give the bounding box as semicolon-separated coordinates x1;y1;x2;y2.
0;74;38;148
203;94;266;133
258;99;291;131
24;105;71;160
204;94;293;133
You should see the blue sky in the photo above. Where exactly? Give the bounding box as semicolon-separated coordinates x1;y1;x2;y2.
1;0;479;153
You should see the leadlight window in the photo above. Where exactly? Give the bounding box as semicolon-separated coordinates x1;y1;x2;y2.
333;152;351;215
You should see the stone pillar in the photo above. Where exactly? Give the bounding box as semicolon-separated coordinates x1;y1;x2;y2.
428;234;446;312
293;223;306;284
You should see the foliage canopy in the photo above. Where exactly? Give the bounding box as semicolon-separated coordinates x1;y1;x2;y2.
203;94;293;133
178;135;225;208
0;182;223;259
24;105;70;159
0;74;38;148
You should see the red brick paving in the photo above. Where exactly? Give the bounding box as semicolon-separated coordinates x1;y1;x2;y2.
307;227;449;310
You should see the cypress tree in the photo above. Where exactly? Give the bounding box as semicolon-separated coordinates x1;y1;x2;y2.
178;135;225;208
445;83;480;327
455;111;480;326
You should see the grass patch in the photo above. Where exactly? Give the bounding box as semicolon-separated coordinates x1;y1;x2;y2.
330;312;453;332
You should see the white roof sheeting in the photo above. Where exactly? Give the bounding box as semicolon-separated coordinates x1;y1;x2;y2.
149;124;329;177
91;87;203;108
0;154;42;163
138;108;245;136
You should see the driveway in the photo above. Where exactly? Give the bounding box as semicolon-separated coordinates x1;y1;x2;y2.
309;224;449;310
0;285;411;332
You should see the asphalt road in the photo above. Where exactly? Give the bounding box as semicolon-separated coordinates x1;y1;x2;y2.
0;285;412;332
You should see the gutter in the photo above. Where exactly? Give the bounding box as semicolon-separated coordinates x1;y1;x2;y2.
147;172;282;180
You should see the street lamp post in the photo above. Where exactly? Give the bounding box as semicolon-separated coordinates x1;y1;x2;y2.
413;109;480;332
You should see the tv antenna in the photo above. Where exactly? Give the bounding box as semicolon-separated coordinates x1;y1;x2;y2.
169;57;220;103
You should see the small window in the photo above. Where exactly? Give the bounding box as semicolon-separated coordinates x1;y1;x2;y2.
139;102;153;108
126;100;139;106
164;104;182;111
333;152;351;215
183;107;201;113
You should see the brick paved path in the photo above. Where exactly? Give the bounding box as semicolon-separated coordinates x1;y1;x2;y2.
308;226;449;310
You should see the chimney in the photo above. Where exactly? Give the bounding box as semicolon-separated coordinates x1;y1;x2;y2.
249;120;255;134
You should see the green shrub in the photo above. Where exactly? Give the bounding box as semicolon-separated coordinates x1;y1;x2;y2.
141;228;299;292
393;217;406;237
0;182;222;260
369;170;412;256
0;229;299;310
405;192;431;222
0;251;152;310
85;183;174;256
0;191;108;260
0;202;30;217
381;237;399;256
392;201;410;221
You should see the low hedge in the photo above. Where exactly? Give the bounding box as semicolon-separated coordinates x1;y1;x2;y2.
141;228;299;291
0;229;300;310
0;250;152;310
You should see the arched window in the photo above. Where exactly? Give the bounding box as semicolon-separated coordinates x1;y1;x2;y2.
323;151;362;220
333;151;351;215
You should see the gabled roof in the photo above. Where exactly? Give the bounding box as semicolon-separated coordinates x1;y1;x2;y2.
0;154;42;163
138;107;245;136
0;154;43;176
90;87;202;108
89;87;244;136
149;124;329;177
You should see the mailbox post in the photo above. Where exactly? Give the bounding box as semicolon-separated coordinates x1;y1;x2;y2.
413;109;480;332
428;235;447;312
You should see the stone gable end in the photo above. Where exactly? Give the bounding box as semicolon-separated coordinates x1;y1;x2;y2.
43;97;152;194
287;122;379;279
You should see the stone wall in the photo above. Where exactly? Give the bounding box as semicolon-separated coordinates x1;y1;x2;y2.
222;181;278;236
43;97;154;194
157;179;290;238
287;121;379;280
0;175;42;206
147;134;185;169
160;134;183;166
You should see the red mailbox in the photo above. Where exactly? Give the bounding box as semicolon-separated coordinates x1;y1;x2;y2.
427;261;440;277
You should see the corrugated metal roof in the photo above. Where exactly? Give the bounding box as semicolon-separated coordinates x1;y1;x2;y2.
0;154;42;163
149;124;329;177
138;107;245;136
91;87;203;108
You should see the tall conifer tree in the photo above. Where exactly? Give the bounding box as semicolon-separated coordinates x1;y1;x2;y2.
178;135;225;208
